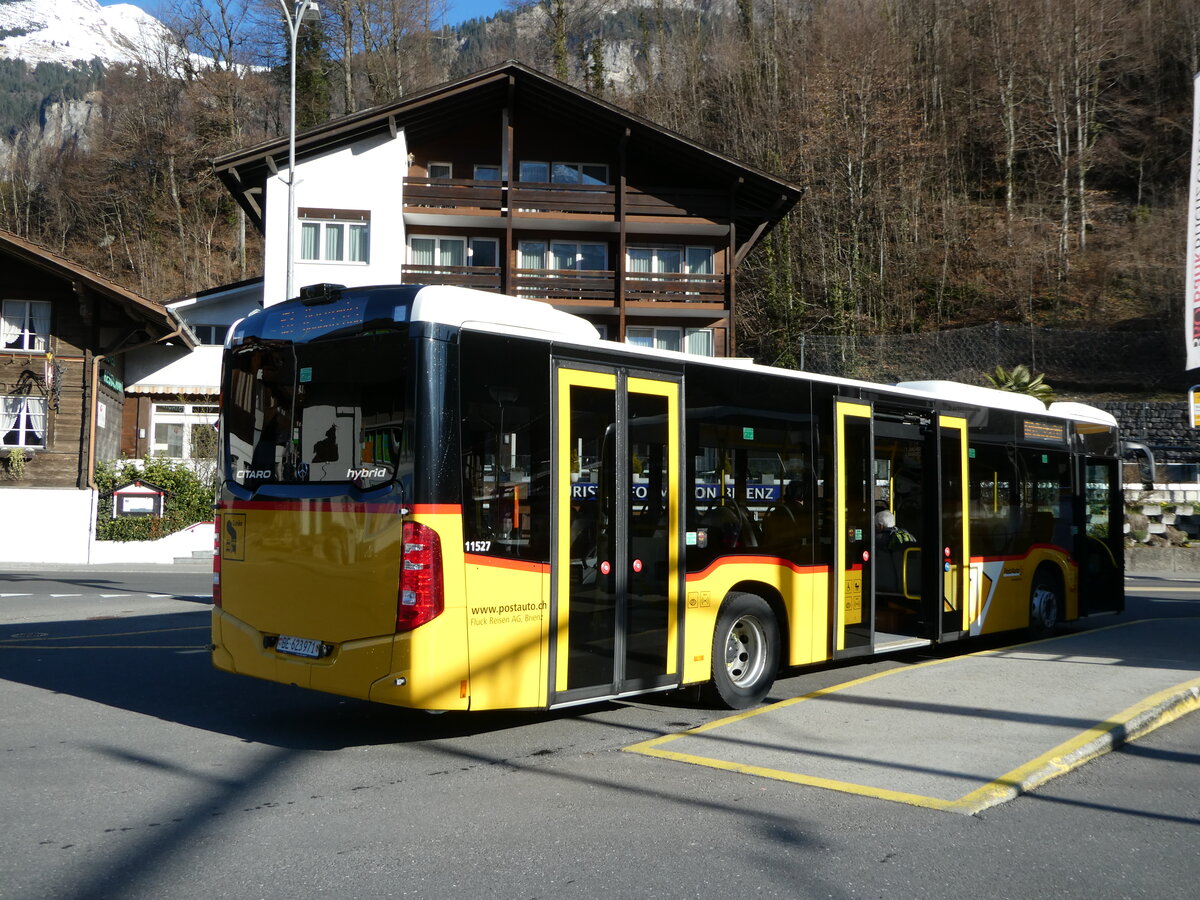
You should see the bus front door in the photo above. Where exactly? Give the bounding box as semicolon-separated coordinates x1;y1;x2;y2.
552;365;682;705
1076;456;1124;615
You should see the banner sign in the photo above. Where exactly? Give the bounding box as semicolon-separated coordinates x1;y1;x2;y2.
1187;72;1200;370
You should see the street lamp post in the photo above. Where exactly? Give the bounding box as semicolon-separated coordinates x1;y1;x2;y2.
280;0;321;303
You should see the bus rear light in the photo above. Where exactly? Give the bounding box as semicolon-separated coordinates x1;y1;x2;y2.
212;526;222;608
397;521;444;632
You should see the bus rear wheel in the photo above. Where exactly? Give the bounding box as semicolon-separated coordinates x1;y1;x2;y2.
709;592;780;709
1029;569;1062;638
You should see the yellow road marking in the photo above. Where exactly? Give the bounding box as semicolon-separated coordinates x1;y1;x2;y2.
626;619;1200;815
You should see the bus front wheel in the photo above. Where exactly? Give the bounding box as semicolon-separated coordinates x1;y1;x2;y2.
1029;569;1062;638
709;592;780;709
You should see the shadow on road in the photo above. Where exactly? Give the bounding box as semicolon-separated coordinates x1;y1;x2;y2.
0;610;589;749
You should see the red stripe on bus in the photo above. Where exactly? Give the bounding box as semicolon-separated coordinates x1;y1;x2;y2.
217;499;406;514
464;554;550;573
686;556;828;580
410;504;462;515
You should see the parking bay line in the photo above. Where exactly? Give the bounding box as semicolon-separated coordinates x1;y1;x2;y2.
625;622;1200;815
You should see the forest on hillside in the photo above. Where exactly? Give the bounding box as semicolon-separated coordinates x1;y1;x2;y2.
0;0;1197;373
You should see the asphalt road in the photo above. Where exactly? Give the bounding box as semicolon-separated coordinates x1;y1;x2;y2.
0;569;1196;899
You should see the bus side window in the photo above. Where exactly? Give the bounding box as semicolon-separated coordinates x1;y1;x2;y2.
458;334;551;560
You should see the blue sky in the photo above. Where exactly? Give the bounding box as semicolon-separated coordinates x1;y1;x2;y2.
106;1;506;29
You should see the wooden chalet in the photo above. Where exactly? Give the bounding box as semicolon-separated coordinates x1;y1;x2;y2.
213;61;803;357
0;228;191;490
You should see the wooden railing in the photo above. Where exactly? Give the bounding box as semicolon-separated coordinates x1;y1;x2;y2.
511;268;616;303
403;178;504;211
625;272;725;303
402;264;502;291
402;178;728;220
400;265;726;306
509;182;615;215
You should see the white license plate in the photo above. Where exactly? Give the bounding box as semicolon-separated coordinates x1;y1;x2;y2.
275;635;323;658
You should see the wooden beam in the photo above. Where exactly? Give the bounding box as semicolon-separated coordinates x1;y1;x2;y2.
502;77;515;296
617;127;630;343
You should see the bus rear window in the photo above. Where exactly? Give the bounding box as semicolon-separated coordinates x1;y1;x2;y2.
222;331;413;491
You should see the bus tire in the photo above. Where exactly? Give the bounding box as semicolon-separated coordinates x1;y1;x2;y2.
1029;567;1062;638
709;592;780;709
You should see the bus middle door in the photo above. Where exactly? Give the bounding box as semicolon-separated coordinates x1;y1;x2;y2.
551;364;682;705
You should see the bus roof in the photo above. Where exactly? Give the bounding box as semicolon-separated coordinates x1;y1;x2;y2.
248;284;1113;430
411;285;600;343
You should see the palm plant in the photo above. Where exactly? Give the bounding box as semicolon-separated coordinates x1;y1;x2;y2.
985;364;1054;405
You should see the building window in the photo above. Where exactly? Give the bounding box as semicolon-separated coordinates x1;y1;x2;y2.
520;241;607;271
519;160;549;182
2;300;51;353
474;164;500;181
518;161;608;185
429;162;453;178
468;238;499;267
151;402;219;460
552;162;608;185
410;236;498;269
298;212;369;264
1;395;46;448
626;327;714;356
627;245;714;275
189;325;226;345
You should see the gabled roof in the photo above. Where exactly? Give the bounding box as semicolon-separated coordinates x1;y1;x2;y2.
213;61;803;250
0;228;186;344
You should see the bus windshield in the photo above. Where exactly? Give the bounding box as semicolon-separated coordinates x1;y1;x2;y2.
222;329;413;492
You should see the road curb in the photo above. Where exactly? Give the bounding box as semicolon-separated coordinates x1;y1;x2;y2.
960;680;1200;815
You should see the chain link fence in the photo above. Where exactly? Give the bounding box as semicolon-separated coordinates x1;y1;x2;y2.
791;324;1180;391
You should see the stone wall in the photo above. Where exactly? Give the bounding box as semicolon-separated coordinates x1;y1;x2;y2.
1095;401;1200;465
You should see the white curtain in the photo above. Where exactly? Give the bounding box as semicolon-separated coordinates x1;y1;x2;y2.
440;239;465;267
24;397;45;444
627;248;652;274
685;328;715;357
300;223;320;260
324;223;344;261
519;241;545;270
409;237;434;266
0;396;21;441
348;224;369;263
550;242;577;270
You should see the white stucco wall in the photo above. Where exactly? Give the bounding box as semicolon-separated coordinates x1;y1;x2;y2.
0;488;213;565
263;130;408;307
0;488;94;563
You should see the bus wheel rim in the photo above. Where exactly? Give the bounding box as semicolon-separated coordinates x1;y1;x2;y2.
1033;586;1058;629
725;615;767;687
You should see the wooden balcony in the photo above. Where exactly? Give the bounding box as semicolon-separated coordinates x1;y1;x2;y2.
402;178;729;220
400;265;727;307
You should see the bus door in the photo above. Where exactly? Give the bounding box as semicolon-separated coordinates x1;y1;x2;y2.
1076;456;1123;614
872;414;933;650
552;364;682;704
836;404;969;656
938;415;970;639
834;402;874;656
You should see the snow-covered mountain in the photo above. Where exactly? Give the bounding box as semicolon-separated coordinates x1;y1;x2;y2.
0;0;176;69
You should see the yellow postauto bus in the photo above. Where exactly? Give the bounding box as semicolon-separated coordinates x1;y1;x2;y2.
211;283;1124;711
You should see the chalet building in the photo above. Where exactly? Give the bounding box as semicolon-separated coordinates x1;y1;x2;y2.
213;61;803;356
0;229;192;562
122;278;262;460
